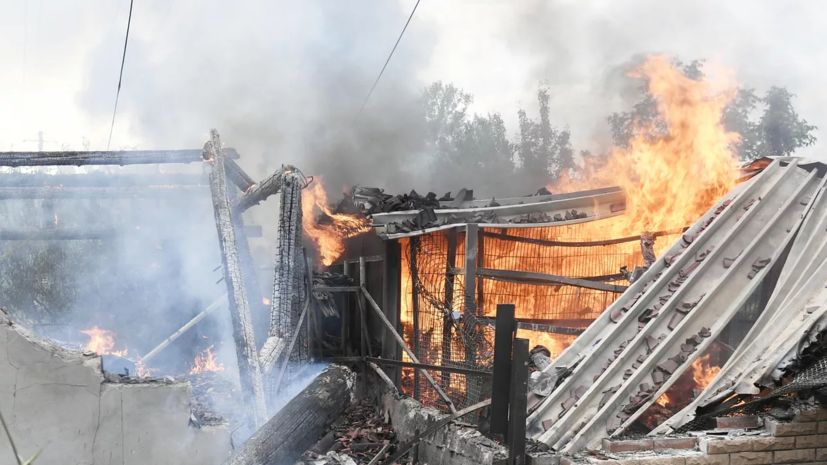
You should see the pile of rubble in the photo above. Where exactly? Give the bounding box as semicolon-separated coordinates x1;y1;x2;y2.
301;397;398;465
184;372;242;427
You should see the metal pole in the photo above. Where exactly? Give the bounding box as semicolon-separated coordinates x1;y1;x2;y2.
410;238;421;400
508;338;529;465
490;303;516;436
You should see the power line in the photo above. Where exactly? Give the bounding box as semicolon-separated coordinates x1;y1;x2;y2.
107;0;135;151
352;0;421;125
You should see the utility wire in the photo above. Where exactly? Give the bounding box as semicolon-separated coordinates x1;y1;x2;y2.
107;0;135;150
352;0;421;125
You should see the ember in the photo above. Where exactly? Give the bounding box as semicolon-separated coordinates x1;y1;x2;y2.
80;326;128;357
190;344;225;374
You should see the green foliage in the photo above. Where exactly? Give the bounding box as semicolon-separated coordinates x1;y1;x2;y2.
515;87;575;186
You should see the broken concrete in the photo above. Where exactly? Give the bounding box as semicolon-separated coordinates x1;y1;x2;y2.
0;309;231;465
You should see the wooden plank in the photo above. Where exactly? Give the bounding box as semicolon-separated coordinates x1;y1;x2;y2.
476;268;628;293
442;228;458;388
0;148;239;166
207;129;267;429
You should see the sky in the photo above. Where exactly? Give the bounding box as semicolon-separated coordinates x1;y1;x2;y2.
1;0;826;191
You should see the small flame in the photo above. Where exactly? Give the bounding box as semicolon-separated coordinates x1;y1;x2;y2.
136;359;158;378
80;326;128;357
656;393;672;407
262;297;271;306
691;353;721;389
302;177;370;266
190;344;225;374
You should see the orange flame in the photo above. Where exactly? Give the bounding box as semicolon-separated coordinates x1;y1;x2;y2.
262;297;272;306
80;326;128;357
190;344;225;374
302;178;370;266
691;352;721;389
550;55;739;237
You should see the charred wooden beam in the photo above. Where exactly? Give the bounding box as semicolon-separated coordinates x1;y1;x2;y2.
464;224;481;406
266;172;306;398
0;173;207;187
476;268;629;293
410;238;421;400
381;240;402;387
233;165;298;212
224;157;256;192
0;185;208;199
479;227;687;248
141;294;228;363
223;365;356;465
442;228;458;388
0;225;262;240
0;148;238;167
207;129;267;429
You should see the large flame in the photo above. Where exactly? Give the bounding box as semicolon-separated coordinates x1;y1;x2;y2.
551;55;739;236
80;326;128;357
397;56;742;406
302;178;371;266
190;344;225;374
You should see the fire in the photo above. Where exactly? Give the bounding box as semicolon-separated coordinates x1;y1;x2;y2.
690;352;721;389
262;297;271;306
80;326;128;357
302;178;370;266
656;393;672;407
550;55;739;237
190;344;225;374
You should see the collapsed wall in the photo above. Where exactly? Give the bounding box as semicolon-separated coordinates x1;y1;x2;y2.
0;309;231;465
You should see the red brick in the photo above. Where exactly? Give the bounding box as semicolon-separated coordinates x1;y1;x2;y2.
751;436;794;451
685;456;729;465
715;416;759;429
602;438;654;453
765;417;818;436
797;434;827;448
700;438;753;454
638;457;685;465
653;437;699;451
820;421;827;434
728;452;771;465
795;408;827;422
773;448;815;463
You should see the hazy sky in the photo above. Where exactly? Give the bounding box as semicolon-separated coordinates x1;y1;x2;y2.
1;0;826;191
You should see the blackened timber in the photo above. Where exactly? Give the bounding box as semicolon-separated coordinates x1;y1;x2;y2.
508;338;529;464
0;173;206;187
222;365;356;465
477;231;485;314
358;257;374;358
410;238;421;400
477;268;629;293
224;157;256;192
0;148;238;167
442;228;458;388
490;304;515;436
233;165;297;212
382;240;402;387
229;187;266;344
0;185;208;199
207;129;267;429
0;225;262;240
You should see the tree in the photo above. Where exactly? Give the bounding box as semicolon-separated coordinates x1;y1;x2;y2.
515;87;574;186
757;86;817;157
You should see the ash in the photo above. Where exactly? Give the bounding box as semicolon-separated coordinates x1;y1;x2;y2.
184;372;244;428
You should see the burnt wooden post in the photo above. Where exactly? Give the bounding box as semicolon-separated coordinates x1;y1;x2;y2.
228;186;266;338
359;256;370;361
477;229;485;313
410;238;422;400
206;129;267;428
464;224;480;405
382;240;402;386
342;261;351;355
508;338;529;465
490;304;516;436
441;228;458;388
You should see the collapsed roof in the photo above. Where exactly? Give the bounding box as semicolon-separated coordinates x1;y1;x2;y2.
526;157;827;452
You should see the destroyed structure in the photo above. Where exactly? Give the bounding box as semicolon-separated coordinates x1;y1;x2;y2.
8;130;827;465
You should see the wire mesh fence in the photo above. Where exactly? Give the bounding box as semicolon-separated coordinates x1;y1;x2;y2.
398;218;673;412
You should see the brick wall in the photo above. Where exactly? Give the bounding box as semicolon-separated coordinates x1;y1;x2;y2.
568;407;827;465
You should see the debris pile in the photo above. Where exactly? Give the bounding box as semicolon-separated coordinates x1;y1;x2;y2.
185;372;242;427
301;397;397;464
